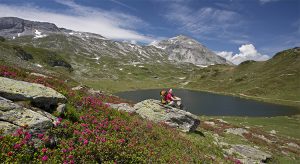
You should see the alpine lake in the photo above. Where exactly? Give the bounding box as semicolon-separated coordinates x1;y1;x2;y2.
116;89;299;117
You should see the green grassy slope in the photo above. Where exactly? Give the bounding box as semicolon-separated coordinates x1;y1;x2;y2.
0;38;299;162
1;62;298;163
186;47;300;106
2;36;300;106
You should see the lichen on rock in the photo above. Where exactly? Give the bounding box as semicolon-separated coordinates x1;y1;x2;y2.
134;99;200;132
0;77;67;111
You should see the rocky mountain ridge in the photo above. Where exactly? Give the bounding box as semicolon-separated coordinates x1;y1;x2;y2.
151;35;230;66
0;17;229;66
0;17;60;38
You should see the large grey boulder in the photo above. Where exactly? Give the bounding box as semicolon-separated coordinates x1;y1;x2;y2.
0;97;54;134
0;77;67;111
134;99;200;132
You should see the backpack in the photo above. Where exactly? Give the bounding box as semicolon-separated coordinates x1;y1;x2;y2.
160;90;167;104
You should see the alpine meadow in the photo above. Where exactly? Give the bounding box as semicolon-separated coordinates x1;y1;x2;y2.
0;0;299;163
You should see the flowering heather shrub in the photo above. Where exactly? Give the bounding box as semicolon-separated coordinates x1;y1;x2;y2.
0;65;19;78
0;94;220;163
0;64;227;163
0;64;70;93
0;65;30;80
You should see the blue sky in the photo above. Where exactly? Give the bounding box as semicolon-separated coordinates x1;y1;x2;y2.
0;0;299;61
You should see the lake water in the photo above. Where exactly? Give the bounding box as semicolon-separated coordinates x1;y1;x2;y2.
116;89;299;117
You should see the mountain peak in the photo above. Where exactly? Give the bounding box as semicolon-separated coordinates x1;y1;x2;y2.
172;34;190;39
151;35;228;66
0;17;60;38
169;35;195;41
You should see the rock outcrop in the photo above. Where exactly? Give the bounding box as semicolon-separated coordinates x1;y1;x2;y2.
225;144;272;163
134;99;200;132
0;77;67;111
0;17;60;38
0;96;54;134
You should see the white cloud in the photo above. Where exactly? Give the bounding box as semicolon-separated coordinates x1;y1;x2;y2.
0;1;154;43
165;5;237;34
216;44;270;65
164;4;248;44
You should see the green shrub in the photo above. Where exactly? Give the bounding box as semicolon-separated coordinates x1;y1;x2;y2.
64;103;81;122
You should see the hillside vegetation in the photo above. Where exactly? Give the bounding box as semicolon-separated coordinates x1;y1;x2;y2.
1;36;299;106
187;47;300;106
1;63;299;163
0;63;227;163
0;37;300;163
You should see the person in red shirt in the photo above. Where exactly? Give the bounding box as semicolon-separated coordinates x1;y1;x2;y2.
165;89;182;109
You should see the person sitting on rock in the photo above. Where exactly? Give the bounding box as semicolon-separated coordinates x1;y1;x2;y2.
165;89;183;109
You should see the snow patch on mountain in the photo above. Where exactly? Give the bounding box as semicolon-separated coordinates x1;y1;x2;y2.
34;30;47;39
153;35;228;66
149;40;167;50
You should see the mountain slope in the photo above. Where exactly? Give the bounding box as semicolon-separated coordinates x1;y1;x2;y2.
151;35;229;66
0;17;60;38
0;17;228;66
186;47;300;105
0;17;299;106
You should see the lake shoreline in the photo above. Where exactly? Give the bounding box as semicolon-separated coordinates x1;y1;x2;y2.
112;86;300;110
116;89;299;117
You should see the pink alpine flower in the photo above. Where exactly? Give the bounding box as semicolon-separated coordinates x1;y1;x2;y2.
58;117;63;122
118;139;125;144
42;148;47;153
42;155;48;161
7;151;13;156
101;130;106;134
83;139;89;145
14;143;21;150
14;128;23;137
24;133;32;140
101;137;106;143
37;133;44;139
